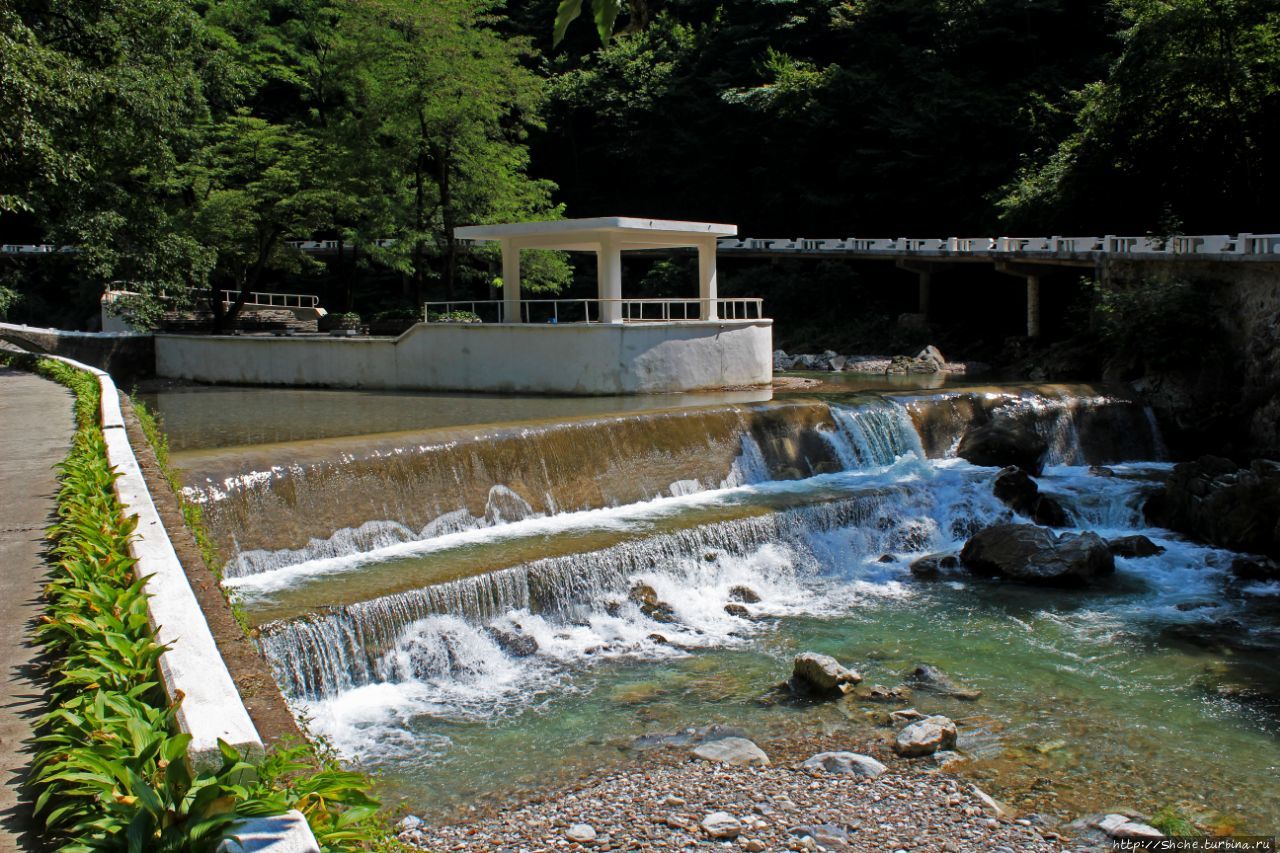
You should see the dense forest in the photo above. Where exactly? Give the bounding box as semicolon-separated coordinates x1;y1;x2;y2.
2;0;1279;331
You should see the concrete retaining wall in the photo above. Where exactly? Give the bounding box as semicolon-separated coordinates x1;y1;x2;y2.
0;323;154;384
43;354;319;852
156;319;773;394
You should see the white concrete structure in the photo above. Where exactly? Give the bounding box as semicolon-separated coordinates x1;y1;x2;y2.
36;354;318;851
156;318;773;394
455;217;737;323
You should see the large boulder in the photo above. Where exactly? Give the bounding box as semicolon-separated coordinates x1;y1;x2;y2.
691;736;770;767
960;523;1115;584
957;422;1049;476
894;715;957;757
791;652;861;696
1146;456;1280;558
991;466;1071;527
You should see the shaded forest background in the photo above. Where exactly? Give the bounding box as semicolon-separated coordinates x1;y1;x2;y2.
2;0;1279;347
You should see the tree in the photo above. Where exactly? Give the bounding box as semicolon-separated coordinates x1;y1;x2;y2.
1000;0;1280;233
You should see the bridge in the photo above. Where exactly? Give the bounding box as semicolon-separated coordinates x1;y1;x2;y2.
12;231;1280;338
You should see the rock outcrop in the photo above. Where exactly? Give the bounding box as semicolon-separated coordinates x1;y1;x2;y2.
991;466;1070;527
1145;456;1280;558
956;422;1049;475
790;652;861;696
960;523;1115;584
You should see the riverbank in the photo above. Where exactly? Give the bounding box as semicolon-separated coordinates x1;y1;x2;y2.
399;731;1067;851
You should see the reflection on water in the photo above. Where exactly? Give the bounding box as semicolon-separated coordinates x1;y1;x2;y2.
139;386;773;451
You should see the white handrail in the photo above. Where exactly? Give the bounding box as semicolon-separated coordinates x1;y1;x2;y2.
422;297;765;324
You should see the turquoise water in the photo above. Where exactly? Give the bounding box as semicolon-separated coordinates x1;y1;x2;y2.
164;385;1280;832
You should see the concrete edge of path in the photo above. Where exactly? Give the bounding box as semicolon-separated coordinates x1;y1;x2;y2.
38;355;319;853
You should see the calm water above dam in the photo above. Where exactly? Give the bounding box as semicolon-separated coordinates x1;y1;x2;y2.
152;380;1280;831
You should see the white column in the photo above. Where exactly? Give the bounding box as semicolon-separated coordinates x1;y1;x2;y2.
1026;275;1041;338
697;237;718;321
597;236;623;324
501;239;521;323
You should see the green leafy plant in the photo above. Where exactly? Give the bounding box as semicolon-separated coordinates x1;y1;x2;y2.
426;309;481;323
2;356;397;851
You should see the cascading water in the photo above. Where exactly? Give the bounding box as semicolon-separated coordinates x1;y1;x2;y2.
158;382;1280;828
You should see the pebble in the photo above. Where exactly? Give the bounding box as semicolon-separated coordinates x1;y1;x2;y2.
404;744;1068;851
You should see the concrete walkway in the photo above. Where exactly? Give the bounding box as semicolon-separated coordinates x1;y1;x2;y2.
0;368;74;851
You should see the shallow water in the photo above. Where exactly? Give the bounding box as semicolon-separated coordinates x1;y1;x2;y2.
153;383;1280;832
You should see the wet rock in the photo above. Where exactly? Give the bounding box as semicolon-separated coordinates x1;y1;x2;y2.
1146;456;1280;558
1108;534;1166;559
1088;813;1164;840
724;603;750;618
910;553;959;578
729;585;762;603
692;736;770;767
908;664;982;700
801;751;886;778
647;632;670;644
1088;465;1116;477
566;823;597;843
894;715;958;757
1174;600;1217;611
488;627;538;657
960;523;1115;584
970;785;1016;820
991;466;1071;527
633;724;749;750
890;708;926;725
701;811;743;839
1232;556;1280;581
791;652;861;696
876;553;896;563
629;584;677;622
851;683;912;703
397;815;425;832
957;422;1049;476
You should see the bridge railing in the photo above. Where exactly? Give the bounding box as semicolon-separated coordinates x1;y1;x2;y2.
716;232;1280;257
423;297;764;324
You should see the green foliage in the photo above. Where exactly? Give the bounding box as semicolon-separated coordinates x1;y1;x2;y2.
554;0;624;45
1092;276;1222;371
1150;805;1197;836
427;310;482;323
1001;0;1280;231
12;359;394;851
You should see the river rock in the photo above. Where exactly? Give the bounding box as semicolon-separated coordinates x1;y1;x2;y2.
773;349;795;370
801;751;887;778
629;583;677;622
1232;556;1280;581
1093;814;1164;840
917;344;946;366
1108;534;1165;558
791;652;861;695
851;683;912;703
991;466;1071;527
908;664;982;700
956;422;1049;475
724;603;750;617
910;553;959;578
701;812;742;839
691;736;770;767
489;626;538;657
1146;456;1280;558
886;353;941;375
566;823;597;843
729;585;761;603
960;523;1115;584
894;715;958;757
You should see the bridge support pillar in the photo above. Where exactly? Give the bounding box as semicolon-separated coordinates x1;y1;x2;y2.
996;262;1046;339
1026;275;1041;338
896;260;940;321
698;237;719;321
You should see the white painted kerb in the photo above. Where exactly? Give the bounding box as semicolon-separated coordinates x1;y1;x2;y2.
39;354;319;853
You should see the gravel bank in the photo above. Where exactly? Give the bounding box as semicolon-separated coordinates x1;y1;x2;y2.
402;746;1071;851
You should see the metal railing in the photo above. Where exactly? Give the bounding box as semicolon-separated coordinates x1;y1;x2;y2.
219;290;319;309
422;297;765;324
715;232;1280;258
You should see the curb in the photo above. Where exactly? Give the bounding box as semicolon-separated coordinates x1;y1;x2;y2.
40;354;319;853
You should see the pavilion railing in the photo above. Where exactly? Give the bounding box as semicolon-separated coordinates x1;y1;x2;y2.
422;297;764;324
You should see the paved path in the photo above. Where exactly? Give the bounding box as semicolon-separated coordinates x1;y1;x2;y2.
0;368;74;852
